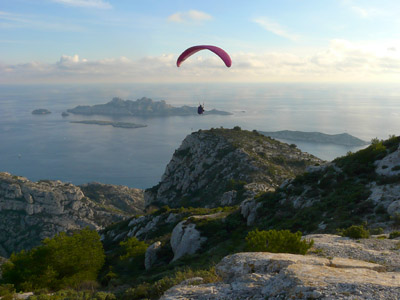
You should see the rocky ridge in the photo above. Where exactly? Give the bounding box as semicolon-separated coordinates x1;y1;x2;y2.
0;173;144;257
145;128;323;208
240;137;400;232
161;235;400;300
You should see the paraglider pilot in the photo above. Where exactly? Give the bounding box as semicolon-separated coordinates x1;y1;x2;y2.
197;104;205;115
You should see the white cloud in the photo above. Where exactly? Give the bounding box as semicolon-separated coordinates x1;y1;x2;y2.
51;0;112;9
3;41;400;84
168;10;212;23
253;18;300;41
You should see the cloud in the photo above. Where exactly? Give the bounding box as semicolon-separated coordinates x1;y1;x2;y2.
168;10;212;23
3;40;400;84
51;0;112;9
253;18;300;41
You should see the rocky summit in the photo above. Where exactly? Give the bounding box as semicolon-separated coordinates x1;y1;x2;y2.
0;173;144;257
145;127;323;208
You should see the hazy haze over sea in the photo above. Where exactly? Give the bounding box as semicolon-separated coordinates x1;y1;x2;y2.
1;83;400;188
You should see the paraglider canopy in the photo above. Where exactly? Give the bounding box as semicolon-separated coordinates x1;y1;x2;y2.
177;45;232;68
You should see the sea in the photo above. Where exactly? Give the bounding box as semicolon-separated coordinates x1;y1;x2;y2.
1;82;400;189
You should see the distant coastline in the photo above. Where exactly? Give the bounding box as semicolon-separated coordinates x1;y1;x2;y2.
259;130;369;147
67;97;232;117
70;120;147;129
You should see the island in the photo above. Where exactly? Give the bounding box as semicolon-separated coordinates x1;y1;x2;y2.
70;120;147;129
259;130;369;147
32;109;51;115
67;97;232;117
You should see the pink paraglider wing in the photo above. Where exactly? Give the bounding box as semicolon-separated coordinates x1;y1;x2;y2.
176;45;232;67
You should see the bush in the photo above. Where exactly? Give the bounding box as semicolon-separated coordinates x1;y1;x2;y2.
1;228;105;291
370;227;384;235
119;237;148;260
338;225;370;239
0;284;15;299
389;231;400;239
245;229;314;255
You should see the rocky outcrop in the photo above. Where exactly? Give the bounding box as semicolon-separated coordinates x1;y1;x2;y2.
0;173;141;257
170;219;206;262
145;128;323;208
145;241;162;270
161;243;400;299
79;182;144;215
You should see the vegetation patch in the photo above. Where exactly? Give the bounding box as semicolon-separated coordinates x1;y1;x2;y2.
1;228;105;292
338;224;370;239
245;229;314;255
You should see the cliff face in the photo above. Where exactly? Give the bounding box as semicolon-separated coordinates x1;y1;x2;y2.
145;128;323;208
0;173;144;257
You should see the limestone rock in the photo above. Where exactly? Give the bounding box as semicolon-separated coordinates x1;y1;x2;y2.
240;198;261;226
220;191;237;206
161;252;400;300
170;220;206;262
145;241;162;270
145;128;322;208
387;200;400;217
0;172;134;256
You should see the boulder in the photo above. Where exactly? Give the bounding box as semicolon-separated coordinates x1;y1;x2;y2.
145;241;162;270
170;220;206;262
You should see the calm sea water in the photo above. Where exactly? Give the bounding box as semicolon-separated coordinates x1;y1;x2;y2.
1;83;400;188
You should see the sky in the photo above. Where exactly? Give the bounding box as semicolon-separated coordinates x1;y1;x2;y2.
1;0;400;84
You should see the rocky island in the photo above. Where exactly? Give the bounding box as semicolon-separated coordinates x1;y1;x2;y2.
70;120;147;129
31;108;51;115
67;97;232;117
259;130;369;146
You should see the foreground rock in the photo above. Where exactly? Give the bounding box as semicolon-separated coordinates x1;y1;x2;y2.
0;173;144;257
145;128;323;208
161;251;400;300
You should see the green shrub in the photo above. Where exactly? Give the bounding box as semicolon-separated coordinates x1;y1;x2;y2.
370;227;384;235
119;237;148;260
245;229;314;255
0;284;15;296
391;213;400;226
122;267;220;300
0;284;15;300
389;231;400;239
1;228;105;292
338;225;370;239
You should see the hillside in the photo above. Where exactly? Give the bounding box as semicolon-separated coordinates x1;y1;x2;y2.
145;127;323;208
67;97;232;117
0;174;144;257
96;134;400;299
2;131;400;299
